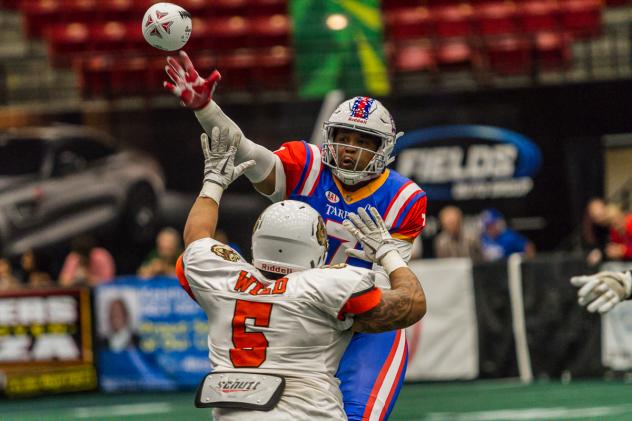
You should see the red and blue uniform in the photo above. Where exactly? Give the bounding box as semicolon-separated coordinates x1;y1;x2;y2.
275;140;427;420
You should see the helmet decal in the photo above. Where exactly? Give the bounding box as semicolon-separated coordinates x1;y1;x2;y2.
349;96;375;122
316;216;328;249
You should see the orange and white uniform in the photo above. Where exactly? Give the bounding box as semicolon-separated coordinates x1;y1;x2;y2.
176;237;381;421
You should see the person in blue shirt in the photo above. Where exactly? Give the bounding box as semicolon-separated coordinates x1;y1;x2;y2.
480;208;536;261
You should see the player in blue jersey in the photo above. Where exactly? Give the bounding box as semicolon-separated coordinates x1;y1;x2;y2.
164;51;427;420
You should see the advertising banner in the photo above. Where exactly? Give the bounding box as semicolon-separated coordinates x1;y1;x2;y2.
405;258;479;380
0;287;96;397
94;276;210;391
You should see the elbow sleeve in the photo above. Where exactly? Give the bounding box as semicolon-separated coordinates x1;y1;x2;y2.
194;100;276;183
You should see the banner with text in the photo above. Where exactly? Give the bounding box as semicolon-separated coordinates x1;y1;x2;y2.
405;259;479;380
94;277;210;391
0;288;96;397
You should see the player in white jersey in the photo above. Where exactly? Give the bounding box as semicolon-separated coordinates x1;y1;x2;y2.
176;126;427;420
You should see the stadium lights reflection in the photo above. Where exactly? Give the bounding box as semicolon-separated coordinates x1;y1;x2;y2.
326;14;348;31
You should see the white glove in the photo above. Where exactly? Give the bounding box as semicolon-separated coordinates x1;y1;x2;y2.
199;127;255;203
343;207;403;268
570;271;632;313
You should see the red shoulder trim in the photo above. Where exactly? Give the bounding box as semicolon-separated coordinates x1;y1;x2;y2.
176;255;197;303
338;287;382;320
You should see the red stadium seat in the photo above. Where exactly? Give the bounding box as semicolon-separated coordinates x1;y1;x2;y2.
248;14;291;48
534;31;572;70
110;56;150;96
559;0;603;39
381;0;427;10
21;0;62;38
392;41;436;73
254;46;293;90
384;7;433;41
91;21;130;53
433;5;474;38
202;16;249;51
216;49;257;91
484;35;533;75
518;1;560;34
474;2;519;36
249;0;287;16
199;0;247;18
100;0;134;22
46;22;90;66
434;38;476;71
76;54;113;97
61;0;97;23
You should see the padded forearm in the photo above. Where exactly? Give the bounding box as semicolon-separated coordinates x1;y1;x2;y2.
195;101;276;183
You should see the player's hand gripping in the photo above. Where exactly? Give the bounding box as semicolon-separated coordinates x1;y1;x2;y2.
164;51;220;110
570;271;632;313
202;127;255;192
343;207;401;264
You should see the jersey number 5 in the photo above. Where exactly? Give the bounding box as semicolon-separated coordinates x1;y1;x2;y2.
230;300;272;368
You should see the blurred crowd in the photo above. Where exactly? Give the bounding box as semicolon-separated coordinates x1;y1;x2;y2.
1;197;629;291
0;226;237;291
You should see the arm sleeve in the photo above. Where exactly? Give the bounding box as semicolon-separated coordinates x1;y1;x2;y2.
194;101;276;183
273;141;311;199
391;193;427;241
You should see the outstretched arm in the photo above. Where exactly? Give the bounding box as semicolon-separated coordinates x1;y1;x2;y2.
164;51;278;196
343;207;426;333
183;127;255;248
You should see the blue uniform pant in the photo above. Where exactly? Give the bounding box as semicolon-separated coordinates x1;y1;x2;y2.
336;329;408;421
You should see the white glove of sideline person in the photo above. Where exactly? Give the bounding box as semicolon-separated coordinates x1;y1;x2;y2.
200;126;255;203
570;270;632;313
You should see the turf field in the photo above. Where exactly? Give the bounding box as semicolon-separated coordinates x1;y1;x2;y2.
2;380;632;420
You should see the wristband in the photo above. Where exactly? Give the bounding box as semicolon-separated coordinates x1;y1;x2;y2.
200;181;223;204
380;250;407;275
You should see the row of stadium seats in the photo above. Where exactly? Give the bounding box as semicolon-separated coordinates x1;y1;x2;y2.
76;31;570;100
391;32;572;75
45;15;290;67
20;0;287;38
384;0;603;41
76;46;292;97
382;0;628;7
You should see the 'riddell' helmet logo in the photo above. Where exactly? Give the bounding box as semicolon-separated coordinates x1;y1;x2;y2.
260;262;293;274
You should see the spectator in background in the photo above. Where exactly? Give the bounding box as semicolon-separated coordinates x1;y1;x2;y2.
582;197;610;266
480;208;536;261
604;203;632;261
59;235;116;287
0;258;20;290
434;206;483;261
137;227;182;278
15;249;53;287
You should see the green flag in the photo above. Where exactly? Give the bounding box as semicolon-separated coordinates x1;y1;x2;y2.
290;0;390;98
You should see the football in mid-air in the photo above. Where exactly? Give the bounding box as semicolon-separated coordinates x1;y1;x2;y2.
142;2;192;51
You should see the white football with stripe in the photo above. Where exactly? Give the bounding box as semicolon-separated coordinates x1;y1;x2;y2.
142;2;192;51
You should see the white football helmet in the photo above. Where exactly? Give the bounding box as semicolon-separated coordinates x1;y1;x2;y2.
322;96;403;185
252;200;328;275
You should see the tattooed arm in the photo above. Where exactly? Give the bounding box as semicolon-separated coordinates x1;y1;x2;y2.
352;266;426;333
342;206;426;333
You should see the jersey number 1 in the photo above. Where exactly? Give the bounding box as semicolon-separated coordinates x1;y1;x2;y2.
230;300;272;368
